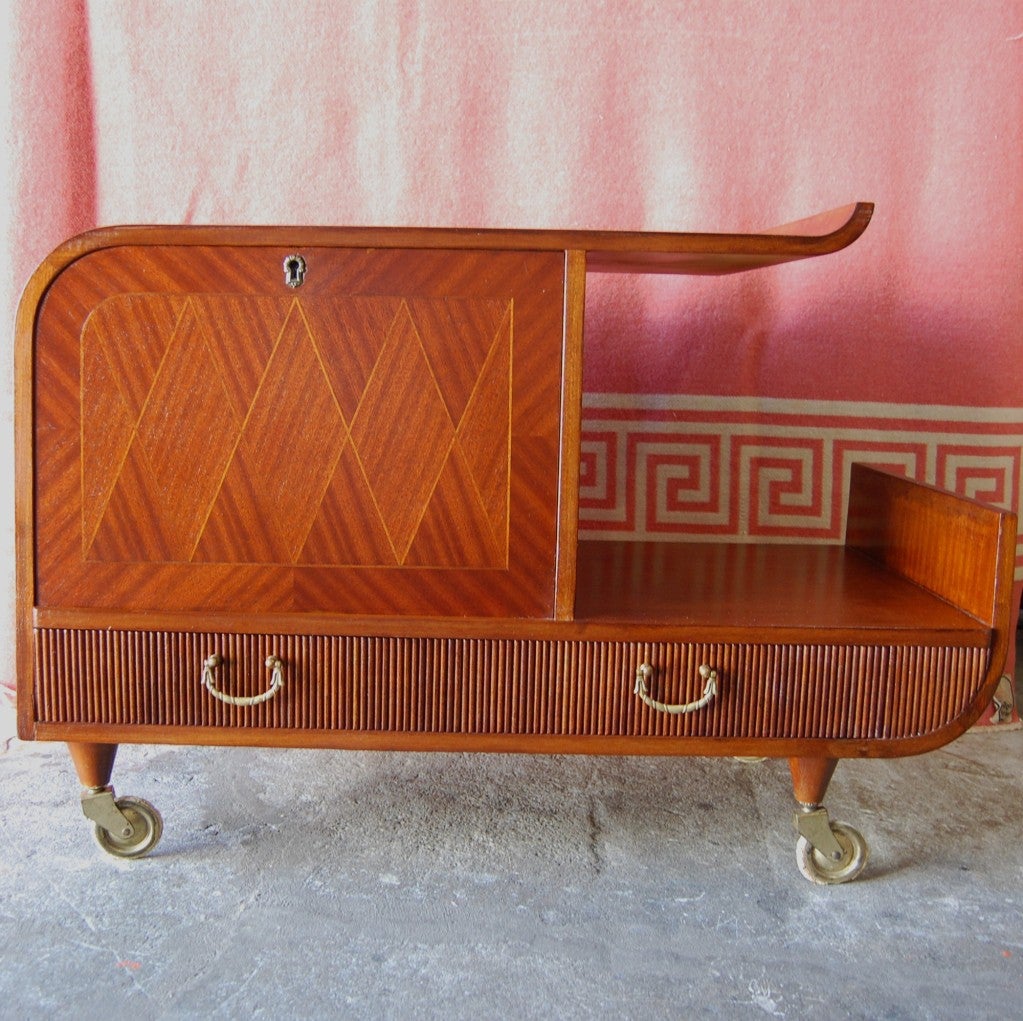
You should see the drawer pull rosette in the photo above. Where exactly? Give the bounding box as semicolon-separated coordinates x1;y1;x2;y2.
202;653;285;707
634;663;717;715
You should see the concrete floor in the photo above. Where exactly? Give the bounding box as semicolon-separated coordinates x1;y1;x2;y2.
1;684;1021;1018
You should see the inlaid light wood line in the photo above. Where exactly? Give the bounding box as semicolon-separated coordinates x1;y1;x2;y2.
187;296;298;568
391;295;508;538
506;299;514;564
81;296;192;556
447;440;506;568
326;292;495;569
87;299;164;444
450;299;512;436
346;299;450;565
352;297;457;432
294;298;351;426
285;300;361;564
344;433;402;567
86;298;186;433
344;297;407;429
190;295;273;423
184;298;269;559
383;303;464;565
83;300;191;559
451;300;513;568
289;437;352;565
79;316;124;558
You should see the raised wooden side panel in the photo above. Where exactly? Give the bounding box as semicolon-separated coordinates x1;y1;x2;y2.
846;463;1017;627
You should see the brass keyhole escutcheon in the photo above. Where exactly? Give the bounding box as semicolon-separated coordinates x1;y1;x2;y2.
283;254;306;288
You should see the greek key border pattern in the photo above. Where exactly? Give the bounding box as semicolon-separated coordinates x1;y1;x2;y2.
578;395;1023;581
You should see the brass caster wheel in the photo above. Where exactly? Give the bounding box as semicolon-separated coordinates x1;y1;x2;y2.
795;820;868;885
92;796;164;859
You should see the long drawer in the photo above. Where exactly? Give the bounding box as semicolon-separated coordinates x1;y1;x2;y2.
34;629;989;743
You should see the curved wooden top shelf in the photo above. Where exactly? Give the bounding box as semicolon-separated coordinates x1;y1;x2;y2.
582;201;873;273
34;202;872;285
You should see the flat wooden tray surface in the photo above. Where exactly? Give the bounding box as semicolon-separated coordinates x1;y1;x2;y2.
574;541;988;634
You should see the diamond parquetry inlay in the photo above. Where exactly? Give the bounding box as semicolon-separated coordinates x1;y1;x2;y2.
82;294;512;569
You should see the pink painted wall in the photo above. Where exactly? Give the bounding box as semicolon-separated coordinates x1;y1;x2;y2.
3;2;1021;701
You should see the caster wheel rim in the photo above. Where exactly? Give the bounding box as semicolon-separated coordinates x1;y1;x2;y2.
93;796;163;859
796;821;868;885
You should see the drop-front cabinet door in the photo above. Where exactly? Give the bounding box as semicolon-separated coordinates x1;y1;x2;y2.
34;245;566;618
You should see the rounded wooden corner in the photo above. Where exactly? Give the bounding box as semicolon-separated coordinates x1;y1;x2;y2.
765;201;874;246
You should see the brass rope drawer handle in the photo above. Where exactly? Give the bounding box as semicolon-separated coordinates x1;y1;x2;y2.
633;663;717;715
202;653;284;707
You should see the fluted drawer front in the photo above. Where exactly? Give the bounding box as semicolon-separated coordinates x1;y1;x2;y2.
34;629;988;742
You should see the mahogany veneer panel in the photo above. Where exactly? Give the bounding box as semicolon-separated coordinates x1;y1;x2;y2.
34;246;566;618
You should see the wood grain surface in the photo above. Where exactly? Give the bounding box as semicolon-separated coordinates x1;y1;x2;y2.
17;214;1018;768
34;628;989;749
33;245;566;618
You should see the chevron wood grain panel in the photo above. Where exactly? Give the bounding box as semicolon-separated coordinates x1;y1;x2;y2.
35;628;989;744
34;246;565;618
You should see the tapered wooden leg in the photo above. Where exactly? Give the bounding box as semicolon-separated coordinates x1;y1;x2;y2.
67;742;118;790
788;756;837;807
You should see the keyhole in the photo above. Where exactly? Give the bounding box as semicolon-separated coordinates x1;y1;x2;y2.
283;254;306;288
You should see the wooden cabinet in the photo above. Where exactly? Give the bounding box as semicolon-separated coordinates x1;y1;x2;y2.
16;205;1017;881
34;245;565;619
